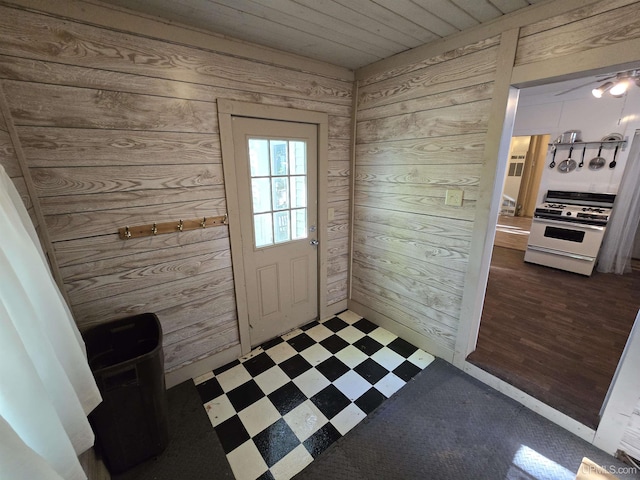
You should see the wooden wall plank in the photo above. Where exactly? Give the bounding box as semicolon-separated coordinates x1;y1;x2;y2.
62;237;231;305
0;128;20;176
0;6;353;104
358;47;497;109
355;133;487;166
3;81;219;132
31;164;223;197
515;2;640;66
356;100;491;144
45;199;226;242
17;127;220;167
54;226;229;267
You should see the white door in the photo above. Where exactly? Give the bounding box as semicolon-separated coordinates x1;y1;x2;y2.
232;117;319;346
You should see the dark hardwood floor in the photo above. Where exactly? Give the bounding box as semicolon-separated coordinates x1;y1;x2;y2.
467;246;640;429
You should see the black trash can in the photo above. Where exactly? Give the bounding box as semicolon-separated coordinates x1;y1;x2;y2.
84;313;169;474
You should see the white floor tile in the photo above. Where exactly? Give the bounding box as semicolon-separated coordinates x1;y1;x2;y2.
204;395;236;427
333;370;371;401
337;310;363;324
266;341;298;364
375;372;406;398
240;347;264;362
408;349;435;369
330;403;366;436
336;325;366;344
270;444;314;480
238;397;281;437
226;440;269;480
304;323;334;343
254;365;291;395
216;363;252;392
299;343;332;366
368;327;398;346
283;399;328;442
293;368;331;398
371;347;406;371
335;345;368;368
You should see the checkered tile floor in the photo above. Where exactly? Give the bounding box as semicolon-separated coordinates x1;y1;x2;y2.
194;310;435;480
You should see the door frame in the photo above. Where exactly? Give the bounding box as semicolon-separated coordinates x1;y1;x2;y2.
218;99;329;355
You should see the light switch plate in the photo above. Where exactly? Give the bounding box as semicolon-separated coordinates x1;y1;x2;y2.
445;189;463;207
328;207;335;221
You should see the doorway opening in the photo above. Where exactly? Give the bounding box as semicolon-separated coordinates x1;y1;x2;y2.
467;73;640;428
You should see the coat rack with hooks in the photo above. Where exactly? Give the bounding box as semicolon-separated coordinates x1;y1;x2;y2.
118;215;227;240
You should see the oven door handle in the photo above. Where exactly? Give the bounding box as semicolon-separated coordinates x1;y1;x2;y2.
526;245;595;262
533;217;605;231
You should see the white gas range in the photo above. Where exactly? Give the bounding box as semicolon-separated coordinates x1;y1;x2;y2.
524;191;616;276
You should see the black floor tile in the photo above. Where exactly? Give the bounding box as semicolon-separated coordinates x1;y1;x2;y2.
354;358;389;385
279;354;313;379
268;382;307;416
256;471;276;480
261;336;284;351
196;377;223;403
214;415;250;454
393;361;422;382
243;352;277;377
226;380;265;412
353;336;384;356
316;356;350;382
301;320;319;331
252;418;301;467
287;332;317;352
320;334;350;354
213;359;240;376
322;316;348;332
310;384;351;419
355;388;386;414
387;337;418;358
353;318;377;334
303;423;342;458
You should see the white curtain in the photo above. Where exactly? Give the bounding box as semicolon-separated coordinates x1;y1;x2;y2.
598;130;640;274
0;166;102;480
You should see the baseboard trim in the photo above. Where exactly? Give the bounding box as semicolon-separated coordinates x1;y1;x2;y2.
347;299;455;362
463;361;597;444
165;344;242;389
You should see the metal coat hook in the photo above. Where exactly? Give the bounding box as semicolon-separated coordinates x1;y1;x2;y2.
124;226;132;239
152;223;158;235
223;213;228;224
200;217;207;228
177;219;184;231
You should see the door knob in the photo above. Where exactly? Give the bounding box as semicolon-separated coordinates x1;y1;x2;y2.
310;239;319;246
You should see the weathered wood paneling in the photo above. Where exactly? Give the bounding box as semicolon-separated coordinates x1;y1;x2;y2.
0;4;352;374
354;38;493;353
0;128;21;177
515;1;640;66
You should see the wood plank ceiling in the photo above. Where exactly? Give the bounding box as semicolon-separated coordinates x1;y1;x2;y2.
94;0;545;69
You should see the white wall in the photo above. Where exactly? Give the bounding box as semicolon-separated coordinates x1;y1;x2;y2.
513;82;640;206
501;136;530;214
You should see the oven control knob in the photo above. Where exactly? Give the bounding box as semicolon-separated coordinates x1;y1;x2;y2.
566;212;572;216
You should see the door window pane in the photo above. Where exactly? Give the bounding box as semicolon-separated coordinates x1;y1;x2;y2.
292;209;307;240
249;139;270;177
251;178;271;213
270;141;288;176
274;211;291;244
290;176;306;208
248;137;309;249
254;213;273;248
289;141;306;174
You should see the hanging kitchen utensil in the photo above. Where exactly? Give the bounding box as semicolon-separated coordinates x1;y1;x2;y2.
549;147;557;168
578;145;586;168
609;144;619;168
558;146;577;173
589;144;606;170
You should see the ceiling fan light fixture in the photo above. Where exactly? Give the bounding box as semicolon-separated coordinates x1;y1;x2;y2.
592;81;613;98
609;79;630;97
